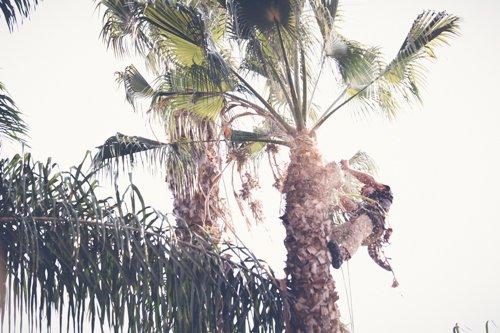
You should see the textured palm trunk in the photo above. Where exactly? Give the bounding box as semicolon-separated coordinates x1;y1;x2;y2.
172;121;223;242
282;134;340;332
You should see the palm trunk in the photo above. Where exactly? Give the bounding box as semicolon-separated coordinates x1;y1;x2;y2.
282;134;341;332
172;121;223;242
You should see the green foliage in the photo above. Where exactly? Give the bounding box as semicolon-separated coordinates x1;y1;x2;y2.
93;132;200;198
0;81;28;145
0;154;288;332
0;0;40;30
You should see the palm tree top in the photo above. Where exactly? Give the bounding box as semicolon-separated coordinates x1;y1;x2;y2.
98;0;460;145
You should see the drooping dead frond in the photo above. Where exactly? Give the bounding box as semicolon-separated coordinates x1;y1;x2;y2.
93;133;200;198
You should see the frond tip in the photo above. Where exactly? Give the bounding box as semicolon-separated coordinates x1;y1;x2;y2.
0;81;28;144
93;132;177;172
0;0;40;30
383;10;461;101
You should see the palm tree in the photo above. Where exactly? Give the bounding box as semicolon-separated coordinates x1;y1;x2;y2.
92;1;460;331
95;1;230;241
0;153;287;332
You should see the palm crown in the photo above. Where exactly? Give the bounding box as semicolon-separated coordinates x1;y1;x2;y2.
97;0;459;146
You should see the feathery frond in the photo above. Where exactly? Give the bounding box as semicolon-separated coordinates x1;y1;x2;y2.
383;10;461;103
0;81;28;144
312;10;460;130
0;0;40;30
0;154;289;332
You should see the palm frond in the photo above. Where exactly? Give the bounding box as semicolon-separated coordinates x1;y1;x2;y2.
98;0;150;56
151;64;232;121
383;11;461;103
0;81;28;144
144;1;208;67
116;65;155;109
309;0;339;39
348;151;378;175
0;153;289;332
93;133;200;198
0;0;40;30
312;10;460;130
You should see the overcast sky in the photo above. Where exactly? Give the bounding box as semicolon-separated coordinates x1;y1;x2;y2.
1;0;500;332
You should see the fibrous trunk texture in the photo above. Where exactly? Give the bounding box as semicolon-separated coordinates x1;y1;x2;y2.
282;134;340;332
173;123;223;242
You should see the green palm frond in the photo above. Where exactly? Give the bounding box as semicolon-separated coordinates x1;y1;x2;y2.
309;0;339;39
116;65;155;109
94;132;172;169
312;10;460;130
383;10;461;102
348;151;378;175
0;0;40;29
328;35;383;84
0;154;288;332
144;1;208;67
0;81;28;144
152;64;232;121
345;11;460;119
93;133;200;198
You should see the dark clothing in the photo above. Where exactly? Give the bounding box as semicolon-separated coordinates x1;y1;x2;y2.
329;184;394;270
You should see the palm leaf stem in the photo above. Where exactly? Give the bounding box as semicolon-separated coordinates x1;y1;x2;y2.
311;75;376;131
306;50;326;115
300;48;308;125
276;23;303;130
264;58;296;114
225;93;279;120
229;69;294;133
314;85;348;126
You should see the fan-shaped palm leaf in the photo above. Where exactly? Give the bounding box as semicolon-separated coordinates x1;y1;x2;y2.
98;0;149;55
0;154;289;332
143;1;208;67
383;10;460;102
312;10;460;131
93;133;200;198
115;65;155;109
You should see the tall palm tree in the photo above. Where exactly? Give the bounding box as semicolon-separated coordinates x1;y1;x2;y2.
92;1;459;331
94;0;230;241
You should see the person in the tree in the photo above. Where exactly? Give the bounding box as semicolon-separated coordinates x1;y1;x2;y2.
328;159;394;273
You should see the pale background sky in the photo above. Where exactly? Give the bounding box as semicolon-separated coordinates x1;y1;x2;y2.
1;0;500;332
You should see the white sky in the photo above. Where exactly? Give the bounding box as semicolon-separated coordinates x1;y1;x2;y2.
1;0;500;332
